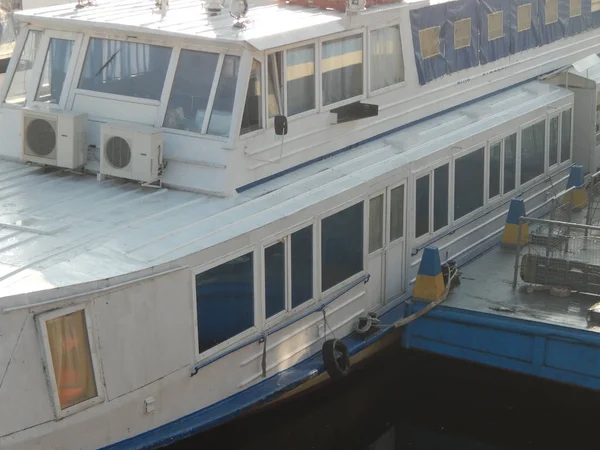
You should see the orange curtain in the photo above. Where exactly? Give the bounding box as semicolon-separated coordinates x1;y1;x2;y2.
47;310;97;409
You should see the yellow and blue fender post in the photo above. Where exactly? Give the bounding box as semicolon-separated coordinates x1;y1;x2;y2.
413;247;445;302
501;198;528;248
563;165;587;211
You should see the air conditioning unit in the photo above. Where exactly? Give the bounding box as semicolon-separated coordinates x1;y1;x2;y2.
100;123;163;184
22;108;88;169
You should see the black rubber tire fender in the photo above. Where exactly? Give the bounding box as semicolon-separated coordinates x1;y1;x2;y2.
322;338;350;380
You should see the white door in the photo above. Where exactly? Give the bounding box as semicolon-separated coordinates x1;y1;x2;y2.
367;192;385;310
384;182;406;302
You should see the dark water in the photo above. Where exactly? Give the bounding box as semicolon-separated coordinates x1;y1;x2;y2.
171;343;600;450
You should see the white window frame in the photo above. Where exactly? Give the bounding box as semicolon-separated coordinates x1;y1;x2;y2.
547;113;561;171
319;30;367;112
191;247;259;361
238;54;266;140
261;220;317;328
558;106;574;165
30;30;84;110
412;159;451;244
0;26;41;109
368;191;386;255
518;117;547;188
486;131;518;202
36;303;105;419
319;197;367;296
452;144;487;224
265;41;319;126
367;23;407;96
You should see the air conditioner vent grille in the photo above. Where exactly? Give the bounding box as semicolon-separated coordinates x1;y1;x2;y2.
26;118;56;157
105;136;131;169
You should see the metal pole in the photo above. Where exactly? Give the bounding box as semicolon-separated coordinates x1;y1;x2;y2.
513;217;523;289
547;201;554;258
565;191;573;254
525;217;600;232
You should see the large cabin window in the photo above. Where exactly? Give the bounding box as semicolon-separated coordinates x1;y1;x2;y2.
415;163;449;239
4;30;42;106
163;49;219;133
369;195;384;253
265;241;285;318
35;38;74;104
561;109;572;163
454;148;484;220
322;34;363;106
520;120;545;184
370;26;404;91
415;174;430;239
42;308;99;412
504;133;517;193
321;202;364;291
291;226;313;308
489;142;501;199
207;55;240;137
549;115;559;167
489;134;517;200
78;38;171;101
241;59;263;135
195;252;254;354
390;185;405;241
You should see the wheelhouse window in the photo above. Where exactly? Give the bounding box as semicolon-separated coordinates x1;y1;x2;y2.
561;109;572;163
78;38;171;100
369;195;384;253
45;309;98;410
163;49;219;133
322;34;363;106
454;148;484;220
4;29;42;105
521;120;545;184
35;38;74;104
240;59;262;135
207;55;240;137
195;252;254;354
549;115;559;167
415;164;449;239
370;26;404;91
321;202;364;291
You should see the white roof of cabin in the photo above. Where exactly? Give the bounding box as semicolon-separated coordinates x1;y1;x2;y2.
15;0;435;50
0;81;571;303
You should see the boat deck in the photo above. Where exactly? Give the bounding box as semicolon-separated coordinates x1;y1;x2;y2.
405;206;600;390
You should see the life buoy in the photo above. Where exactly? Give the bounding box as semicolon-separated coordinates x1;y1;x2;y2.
322;339;350;380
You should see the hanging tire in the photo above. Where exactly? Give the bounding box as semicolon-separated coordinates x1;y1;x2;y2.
322;338;350;380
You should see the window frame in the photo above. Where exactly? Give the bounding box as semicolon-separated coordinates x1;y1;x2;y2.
367;23;406;96
239;57;265;138
486;131;518;202
452;144;486;224
191;246;259;361
368;191;385;255
518;117;547;187
412;159;451;243
36;303;105;419
559;106;573;164
265;41;319;126
31;30;84;110
547;112;561;171
319;197;367;296
260;220;317;328
319;30;367;112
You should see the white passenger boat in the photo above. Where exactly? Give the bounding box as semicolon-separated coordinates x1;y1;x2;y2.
1;0;600;448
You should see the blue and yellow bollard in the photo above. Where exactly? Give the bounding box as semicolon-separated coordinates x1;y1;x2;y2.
563;165;587;211
413;247;445;302
501;198;529;248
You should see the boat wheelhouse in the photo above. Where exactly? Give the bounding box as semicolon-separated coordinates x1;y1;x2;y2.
0;0;599;448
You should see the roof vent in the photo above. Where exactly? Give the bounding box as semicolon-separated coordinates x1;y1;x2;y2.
206;0;223;15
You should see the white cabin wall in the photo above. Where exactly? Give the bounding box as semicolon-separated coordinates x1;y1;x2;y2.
571;87;596;173
0;106;22;160
0;312;55;438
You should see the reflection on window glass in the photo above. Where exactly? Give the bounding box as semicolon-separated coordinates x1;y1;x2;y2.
521;120;545;184
390;185;404;241
322;35;363;106
287;45;315;115
4;30;41;105
415;175;430;238
196;253;254;354
434;164;448;231
370;26;404;91
267;52;283;118
504;133;517;193
291;226;313;308
489;142;501;199
321;202;364;292
549;116;558;167
455;148;484;220
241;59;262;135
35;39;74;104
207;55;240;137
46;310;97;410
78;38;171;100
561;109;572;162
369;195;384;253
265;242;285;319
163;49;219;132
